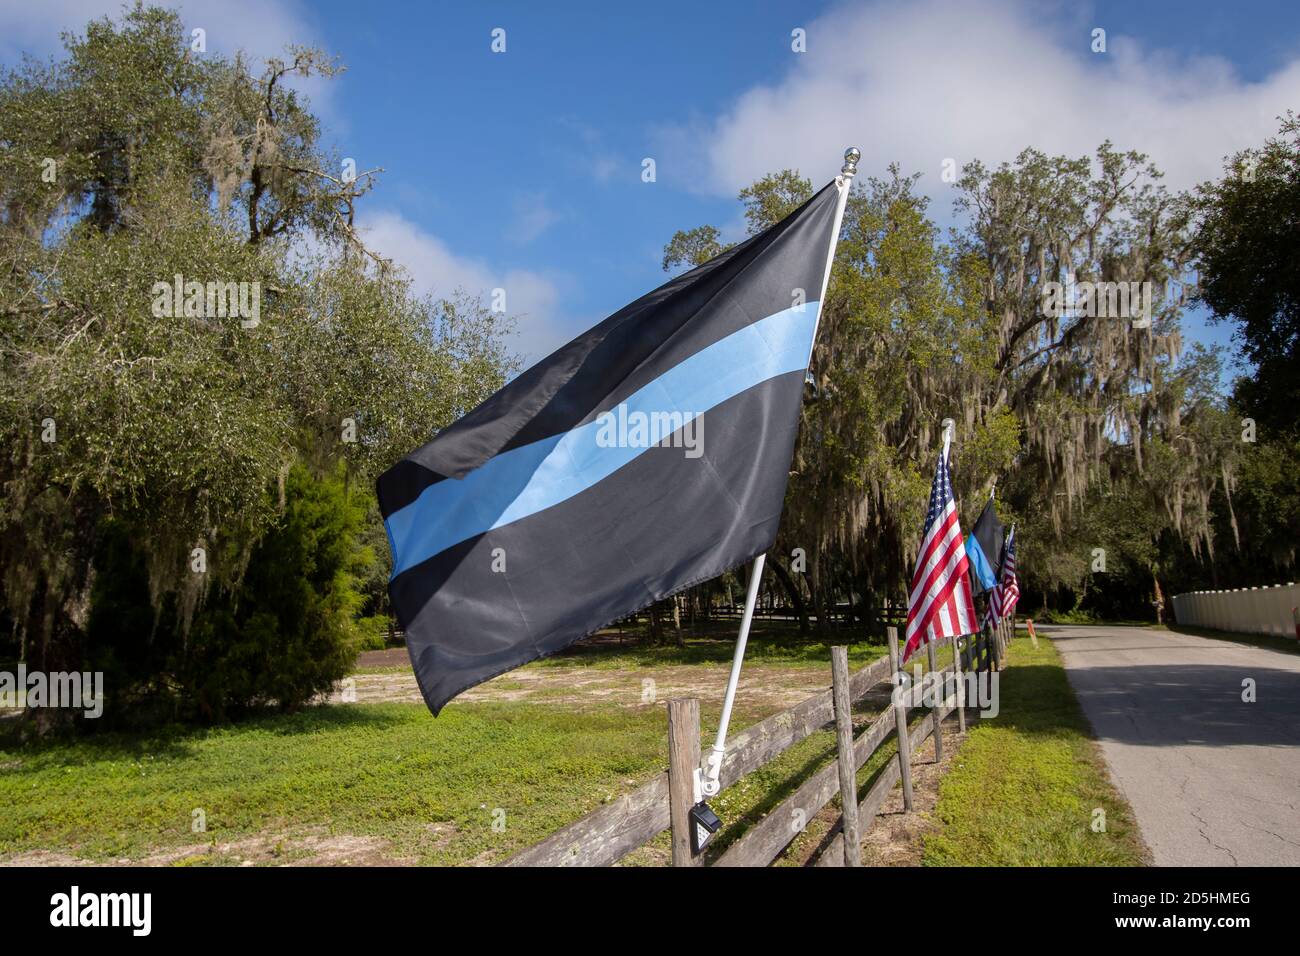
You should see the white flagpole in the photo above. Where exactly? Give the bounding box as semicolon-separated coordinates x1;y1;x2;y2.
701;146;860;798
702;551;766;796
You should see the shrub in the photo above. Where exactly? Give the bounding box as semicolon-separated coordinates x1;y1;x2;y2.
86;465;370;723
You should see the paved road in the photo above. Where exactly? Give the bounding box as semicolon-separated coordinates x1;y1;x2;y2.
1049;625;1300;866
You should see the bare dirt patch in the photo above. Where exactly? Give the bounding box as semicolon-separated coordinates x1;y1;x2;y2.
332;657;832;711
779;710;969;867
857;715;969;866
0;849;96;867
2;826;422;867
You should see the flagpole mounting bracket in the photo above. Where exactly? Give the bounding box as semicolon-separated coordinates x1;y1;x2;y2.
697;747;724;798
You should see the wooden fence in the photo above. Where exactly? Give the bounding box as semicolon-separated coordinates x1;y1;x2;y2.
504;617;1015;867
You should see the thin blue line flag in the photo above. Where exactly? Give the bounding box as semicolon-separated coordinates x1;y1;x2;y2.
377;182;842;713
964;498;1004;593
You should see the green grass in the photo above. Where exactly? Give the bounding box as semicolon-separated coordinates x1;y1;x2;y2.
0;627;1052;868
0;684;868;866
0;701;692;865
922;633;1149;866
351;664;417;675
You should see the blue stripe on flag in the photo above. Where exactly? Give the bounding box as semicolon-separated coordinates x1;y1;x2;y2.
964;534;997;590
384;302;819;579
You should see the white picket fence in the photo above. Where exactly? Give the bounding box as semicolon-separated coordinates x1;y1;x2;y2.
1171;583;1300;638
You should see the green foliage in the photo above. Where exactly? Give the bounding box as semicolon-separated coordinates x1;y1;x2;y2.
1193;113;1300;433
1230;433;1300;569
86;466;370;722
0;5;516;727
0;6;207;234
178;465;368;720
1184;114;1300;583
1034;607;1100;625
661;224;725;272
961;406;1022;495
353;615;391;652
738;170;813;234
663;139;1260;621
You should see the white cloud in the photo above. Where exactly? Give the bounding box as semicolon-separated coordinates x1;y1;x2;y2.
682;0;1300;198
0;0;339;119
359;210;569;366
0;0;320;62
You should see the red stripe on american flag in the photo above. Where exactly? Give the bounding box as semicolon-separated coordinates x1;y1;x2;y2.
906;529;965;640
904;534;974;661
908;508;959;604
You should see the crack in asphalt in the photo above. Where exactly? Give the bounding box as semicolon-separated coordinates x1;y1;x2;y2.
1054;624;1300;866
1188;805;1241;865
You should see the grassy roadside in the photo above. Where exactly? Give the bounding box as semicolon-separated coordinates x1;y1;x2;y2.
1153;622;1300;656
3;626;1127;867
922;633;1149;866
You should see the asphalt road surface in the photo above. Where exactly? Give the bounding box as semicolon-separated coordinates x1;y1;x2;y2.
1050;625;1300;866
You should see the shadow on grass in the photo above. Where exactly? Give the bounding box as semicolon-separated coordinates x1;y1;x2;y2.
701;738;839;861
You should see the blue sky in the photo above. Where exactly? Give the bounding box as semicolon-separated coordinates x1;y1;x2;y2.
5;0;1299;372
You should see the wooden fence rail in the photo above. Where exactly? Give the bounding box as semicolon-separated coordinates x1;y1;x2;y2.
504;622;1008;867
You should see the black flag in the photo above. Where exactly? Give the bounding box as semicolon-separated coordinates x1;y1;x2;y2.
378;181;843;713
964;498;1005;594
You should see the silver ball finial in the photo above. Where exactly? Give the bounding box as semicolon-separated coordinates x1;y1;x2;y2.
841;146;861;177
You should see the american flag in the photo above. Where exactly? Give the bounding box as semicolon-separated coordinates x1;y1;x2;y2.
986;527;1020;625
903;449;977;664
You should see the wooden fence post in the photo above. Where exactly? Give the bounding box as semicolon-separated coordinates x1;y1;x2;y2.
830;646;862;866
989;620;1001;671
887;626;914;812
667;698;701;867
925;638;944;763
952;634;967;733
